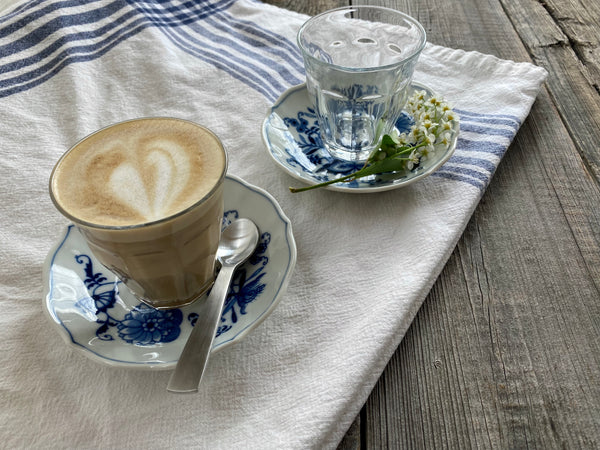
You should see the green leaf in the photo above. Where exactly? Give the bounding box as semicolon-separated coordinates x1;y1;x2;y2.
288;88;458;193
380;134;397;152
357;157;408;177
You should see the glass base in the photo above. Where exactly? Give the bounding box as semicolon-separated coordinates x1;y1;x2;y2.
324;143;373;162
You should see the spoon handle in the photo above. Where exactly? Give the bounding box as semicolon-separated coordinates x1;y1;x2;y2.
167;264;236;393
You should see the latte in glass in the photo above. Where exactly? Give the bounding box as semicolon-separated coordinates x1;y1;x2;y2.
50;118;227;309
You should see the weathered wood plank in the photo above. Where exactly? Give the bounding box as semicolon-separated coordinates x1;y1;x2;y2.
367;89;600;448
358;0;600;448
541;0;600;88
261;1;600;449
336;410;362;450
500;0;600;187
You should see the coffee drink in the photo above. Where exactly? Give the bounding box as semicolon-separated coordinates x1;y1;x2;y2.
50;118;227;309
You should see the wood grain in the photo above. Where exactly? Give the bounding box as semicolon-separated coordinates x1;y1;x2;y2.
500;0;600;192
261;1;600;448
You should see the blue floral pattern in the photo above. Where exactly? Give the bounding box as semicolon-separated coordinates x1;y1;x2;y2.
188;209;270;338
280;102;414;187
73;209;268;346
118;305;183;345
263;83;452;192
283;108;363;176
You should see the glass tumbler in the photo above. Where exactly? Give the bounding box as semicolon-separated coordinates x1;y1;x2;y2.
297;6;426;162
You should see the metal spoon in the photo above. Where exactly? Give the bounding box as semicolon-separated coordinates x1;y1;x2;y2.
167;218;259;393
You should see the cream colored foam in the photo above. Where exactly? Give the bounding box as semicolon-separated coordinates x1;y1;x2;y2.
51;118;226;227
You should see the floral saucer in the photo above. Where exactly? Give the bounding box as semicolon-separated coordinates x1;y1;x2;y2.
43;175;296;370
262;82;459;193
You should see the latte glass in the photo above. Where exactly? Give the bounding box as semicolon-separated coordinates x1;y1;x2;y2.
298;6;426;162
49;118;227;310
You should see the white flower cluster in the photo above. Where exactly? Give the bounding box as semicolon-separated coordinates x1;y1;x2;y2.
390;90;459;170
290;89;459;192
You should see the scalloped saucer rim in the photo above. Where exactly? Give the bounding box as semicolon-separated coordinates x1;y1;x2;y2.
262;81;459;193
43;174;296;370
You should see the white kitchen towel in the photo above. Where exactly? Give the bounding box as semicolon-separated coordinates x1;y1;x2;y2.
0;1;547;448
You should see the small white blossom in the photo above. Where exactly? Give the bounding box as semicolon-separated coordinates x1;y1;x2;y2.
414;90;426;102
422;131;435;146
405;149;420;170
439;120;453;132
410;125;420;140
390;129;402;144
444;111;458;122
434;131;453;152
421;119;436;133
419;110;433;122
291;90;458;192
428;96;441;107
402;131;416;145
396;132;411;145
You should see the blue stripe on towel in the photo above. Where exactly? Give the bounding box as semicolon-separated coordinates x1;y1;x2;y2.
459;122;517;138
203;15;304;87
447;155;498;173
432;138;509;191
0;0;236;97
0;22;149;97
455;108;521;124
0;0;299;102
126;0;236;25
0;19;152;96
0;0;524;195
430;115;523;191
0;1;127;46
185;20;290;98
0;0;50;24
431;170;485;190
456;138;507;157
133;0;283;99
442;164;495;184
215;10;304;69
155;20;282;101
459;114;520;130
0;7;139;76
132;1;297;101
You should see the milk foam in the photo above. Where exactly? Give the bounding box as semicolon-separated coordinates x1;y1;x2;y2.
51;119;226;226
108;140;191;222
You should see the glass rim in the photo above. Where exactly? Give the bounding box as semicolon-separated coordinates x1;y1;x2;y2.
49;117;228;231
297;5;427;72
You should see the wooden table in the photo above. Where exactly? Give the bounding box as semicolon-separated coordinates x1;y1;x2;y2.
263;0;600;447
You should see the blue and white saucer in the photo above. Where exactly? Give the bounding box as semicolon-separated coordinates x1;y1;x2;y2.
43;175;296;370
262;82;458;193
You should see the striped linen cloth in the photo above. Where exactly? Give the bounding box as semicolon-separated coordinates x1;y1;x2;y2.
0;1;547;448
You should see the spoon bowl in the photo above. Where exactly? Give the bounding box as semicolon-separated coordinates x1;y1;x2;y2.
218;219;260;266
167;218;259;393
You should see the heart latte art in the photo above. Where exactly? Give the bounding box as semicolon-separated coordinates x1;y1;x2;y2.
51;118;226;227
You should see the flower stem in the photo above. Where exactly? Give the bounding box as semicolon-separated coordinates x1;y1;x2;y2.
289;172;360;193
289;154;412;193
288;89;458;193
